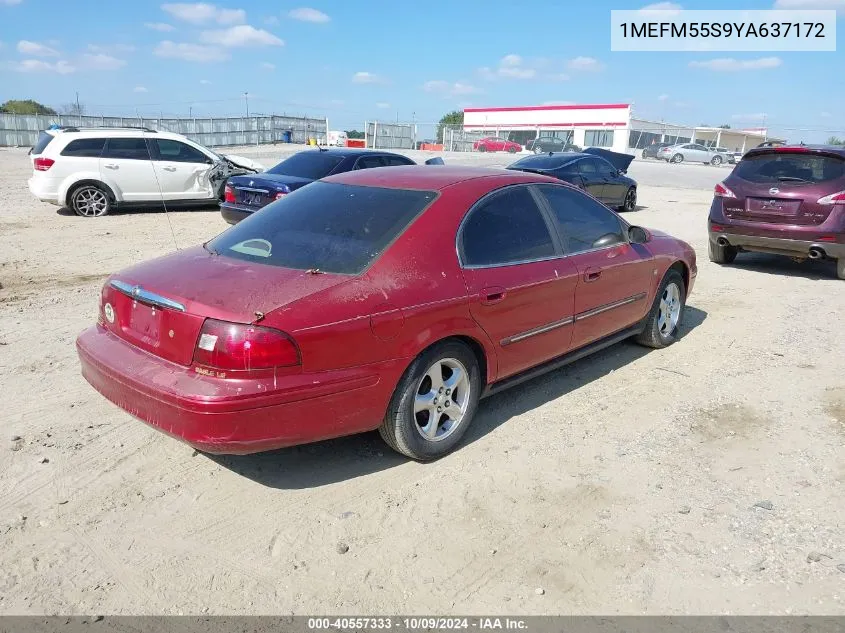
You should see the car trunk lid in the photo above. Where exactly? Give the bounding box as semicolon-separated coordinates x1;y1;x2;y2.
100;246;348;365
227;173;314;209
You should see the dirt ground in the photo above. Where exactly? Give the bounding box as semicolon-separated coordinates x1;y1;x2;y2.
1;145;844;615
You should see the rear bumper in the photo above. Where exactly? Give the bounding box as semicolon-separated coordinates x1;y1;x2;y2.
709;231;845;258
219;203;254;225
76;325;402;454
28;176;60;205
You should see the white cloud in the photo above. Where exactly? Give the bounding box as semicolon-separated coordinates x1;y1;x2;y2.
689;56;782;71
12;59;75;74
200;25;284;47
200;79;212;84
352;71;384;83
479;54;540;80
79;54;127;70
567;56;605;72
154;40;230;62
640;2;683;14
134;86;148;93
658;93;669;101
161;3;246;25
424;80;480;96
288;7;330;22
17;40;60;57
376;102;390;109
145;22;175;32
774;0;845;14
261;62;275;70
500;54;522;67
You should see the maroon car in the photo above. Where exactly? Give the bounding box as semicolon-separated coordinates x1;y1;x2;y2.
76;166;696;461
708;145;845;279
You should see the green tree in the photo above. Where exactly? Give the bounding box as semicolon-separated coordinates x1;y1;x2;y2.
719;124;731;129
0;99;58;115
345;129;365;139
437;110;464;143
826;136;844;145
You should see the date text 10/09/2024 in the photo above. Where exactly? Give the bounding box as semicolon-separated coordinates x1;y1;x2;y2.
307;618;529;630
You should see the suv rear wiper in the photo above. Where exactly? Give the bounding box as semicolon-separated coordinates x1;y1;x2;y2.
776;176;811;182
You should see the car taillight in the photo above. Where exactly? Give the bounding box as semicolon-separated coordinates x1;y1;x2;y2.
817;190;845;205
223;184;236;203
193;318;300;372
34;157;54;171
714;182;736;198
274;192;287;200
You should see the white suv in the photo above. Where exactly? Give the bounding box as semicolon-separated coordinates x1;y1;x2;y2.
28;127;265;217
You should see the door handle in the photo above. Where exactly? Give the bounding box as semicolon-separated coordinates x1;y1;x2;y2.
162;166;177;172
480;287;507;305
584;268;602;282
103;163;118;169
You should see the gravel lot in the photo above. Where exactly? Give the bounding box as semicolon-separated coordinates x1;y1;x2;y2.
1;145;843;615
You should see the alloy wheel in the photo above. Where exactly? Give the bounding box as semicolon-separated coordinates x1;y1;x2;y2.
414;358;471;442
657;282;682;336
73;187;109;217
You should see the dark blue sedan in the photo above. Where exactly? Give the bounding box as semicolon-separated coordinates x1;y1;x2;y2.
221;148;430;224
507;147;638;212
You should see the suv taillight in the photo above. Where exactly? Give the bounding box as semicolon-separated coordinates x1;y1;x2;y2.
193;318;300;372
817;190;845;205
714;182;736;198
34;157;55;171
223;184;236;203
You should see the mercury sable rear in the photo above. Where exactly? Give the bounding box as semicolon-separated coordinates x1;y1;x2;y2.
77;166;696;460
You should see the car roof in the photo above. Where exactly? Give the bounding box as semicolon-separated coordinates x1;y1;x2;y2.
45;128;190;141
322;165;559;191
743;144;845;159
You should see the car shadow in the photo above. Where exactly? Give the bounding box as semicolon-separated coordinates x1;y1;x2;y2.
208;305;708;490
56;203;221;217
727;252;838;281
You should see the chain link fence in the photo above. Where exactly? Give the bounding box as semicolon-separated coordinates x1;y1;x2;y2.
0;113;328;148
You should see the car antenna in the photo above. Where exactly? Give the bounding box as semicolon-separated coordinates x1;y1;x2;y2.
146;130;180;251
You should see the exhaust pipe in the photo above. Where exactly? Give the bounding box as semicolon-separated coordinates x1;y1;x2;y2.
808;247;825;260
716;237;730;247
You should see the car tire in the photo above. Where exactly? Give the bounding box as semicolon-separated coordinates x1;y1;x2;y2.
671;153;684;164
507;146;518;153
837;258;845;280
641;150;648;159
477;145;487;153
708;239;738;264
619;186;637;212
711;156;722;165
635;269;686;350
378;339;482;461
534;147;543;155
69;183;112;218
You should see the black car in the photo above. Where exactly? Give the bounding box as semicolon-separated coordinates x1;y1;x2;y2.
525;136;582;154
507;147;638;212
641;142;673;159
220;148;442;224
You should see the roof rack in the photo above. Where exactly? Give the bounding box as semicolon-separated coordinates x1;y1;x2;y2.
55;126;159;133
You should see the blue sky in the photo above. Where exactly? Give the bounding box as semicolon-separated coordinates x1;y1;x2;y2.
1;0;843;142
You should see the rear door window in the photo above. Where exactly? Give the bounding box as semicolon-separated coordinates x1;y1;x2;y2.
32;131;55;156
61;138;106;158
383;155;413;166
355;156;386;169
460;185;557;267
734;153;845;184
208;182;437;275
103;138;151;160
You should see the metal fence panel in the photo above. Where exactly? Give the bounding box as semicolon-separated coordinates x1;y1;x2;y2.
441;124;486;152
365;121;414;149
0;113;328;148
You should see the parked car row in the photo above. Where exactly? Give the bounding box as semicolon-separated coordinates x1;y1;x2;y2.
641;140;787;166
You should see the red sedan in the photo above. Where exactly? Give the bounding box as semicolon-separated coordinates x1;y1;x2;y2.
76;166;696;461
473;136;523;153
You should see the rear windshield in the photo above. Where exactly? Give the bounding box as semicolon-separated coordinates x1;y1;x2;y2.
209;182;437;275
267;152;346;180
31;131;55;156
509;155;573;170
734;152;845;184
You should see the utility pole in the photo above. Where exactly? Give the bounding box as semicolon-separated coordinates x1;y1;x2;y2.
189;105;193;118
75;91;80;116
244;92;250;118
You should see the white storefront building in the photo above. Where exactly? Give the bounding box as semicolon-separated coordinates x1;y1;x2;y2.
462;103;779;154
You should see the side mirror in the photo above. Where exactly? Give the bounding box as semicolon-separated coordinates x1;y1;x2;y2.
628;225;650;244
